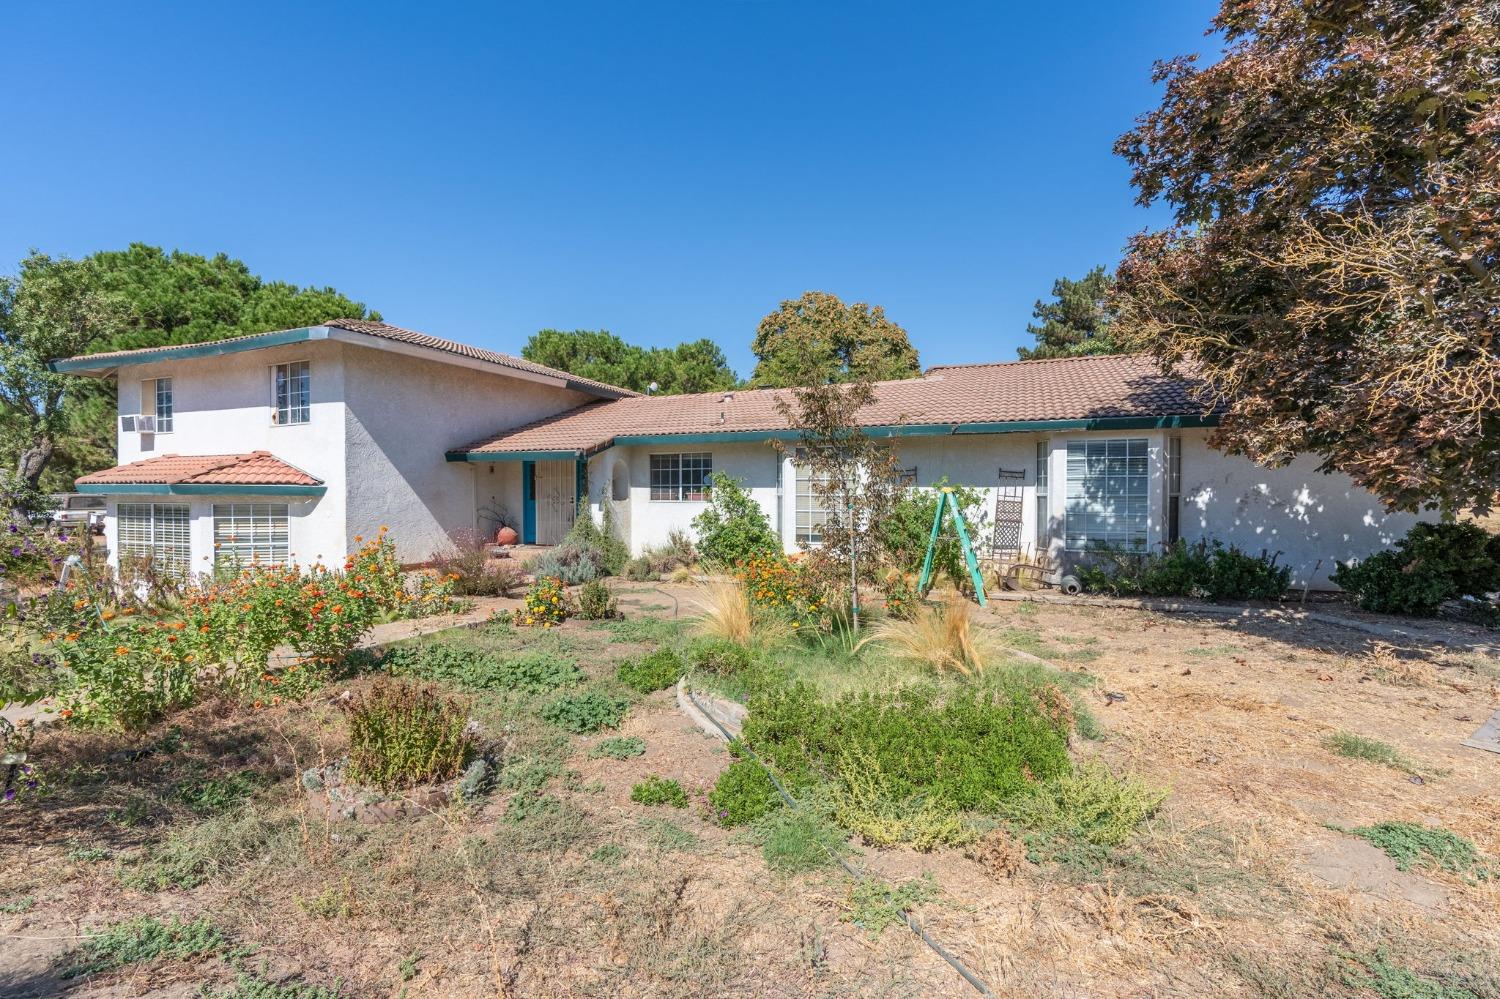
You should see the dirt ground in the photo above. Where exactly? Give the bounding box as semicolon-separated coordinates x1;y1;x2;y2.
3;584;1497;998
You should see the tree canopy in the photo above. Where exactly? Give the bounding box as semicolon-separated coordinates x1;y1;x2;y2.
1112;0;1499;512
521;329;737;395
1017;266;1119;359
750;291;920;388
3;244;379;496
1;253;126;517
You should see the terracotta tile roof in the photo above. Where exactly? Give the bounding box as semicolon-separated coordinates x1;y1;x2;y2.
456;354;1219;455
321;319;638;398
77;452;322;487
53;319;638;401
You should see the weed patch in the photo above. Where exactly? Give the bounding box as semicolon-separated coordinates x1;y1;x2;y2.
1323;732;1427;777
173;771;264;814
745;802;851;873
1336;822;1491;880
207;970;347;998
631;775;689;808
383;643;582;693
842;876;938;938
61;915;226;978
1336;947;1492;999
1001;760;1166;847
121;806;295;892
590;736;647;760
617;649;685;693
640;817;699;852
541;690;629;733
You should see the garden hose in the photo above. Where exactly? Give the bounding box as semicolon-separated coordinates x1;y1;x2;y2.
682;686;997;998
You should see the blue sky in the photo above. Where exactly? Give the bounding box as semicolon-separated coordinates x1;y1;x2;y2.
3;1;1217;378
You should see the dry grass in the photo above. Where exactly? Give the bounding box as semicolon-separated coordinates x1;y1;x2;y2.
689;580;791;648
856;596;992;675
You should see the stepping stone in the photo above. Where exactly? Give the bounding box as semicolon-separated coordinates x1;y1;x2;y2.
1462;708;1500;755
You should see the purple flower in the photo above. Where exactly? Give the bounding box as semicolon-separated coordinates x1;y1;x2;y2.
3;789;15;802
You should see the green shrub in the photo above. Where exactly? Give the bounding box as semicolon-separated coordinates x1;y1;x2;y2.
709;757;781;826
687;637;753;675
527;512;629;584
62;915;226;978
1337;821;1492;879
691;474;780;568
1078;539;1289;601
630;775;689;808
616;649;685;693
540;690;629;733
743;682;1071;812
207;971;347;999
577;580;618;620
1000;759;1166;847
1333;521;1500;616
622;556;656;581
383;644;582;693
590;736;646;760
876;480;989;588
343;678;475;791
740;681;1071;847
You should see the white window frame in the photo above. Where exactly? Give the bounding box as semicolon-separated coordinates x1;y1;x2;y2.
143;377;174;434
794;448;832;547
648;453;712;502
116;503;191;574
271;360;311;426
1063;438;1150;553
213;503;291;569
1034;440;1049;550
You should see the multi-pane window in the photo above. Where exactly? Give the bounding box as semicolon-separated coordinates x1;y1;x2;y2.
1166;436;1183;544
1035;440;1049;550
213;504;290;568
272;361;310;425
153;378;174;433
794;451;832;546
1064;438;1149;552
648;453;712;501
117;503;191;574
895;467;918;488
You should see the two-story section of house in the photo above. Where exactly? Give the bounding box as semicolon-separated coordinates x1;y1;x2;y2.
53;320;635;576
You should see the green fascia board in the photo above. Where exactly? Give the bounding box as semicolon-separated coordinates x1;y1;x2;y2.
950;415;1219;433
49;327;328;373
76;482;326;497
446;449;583;462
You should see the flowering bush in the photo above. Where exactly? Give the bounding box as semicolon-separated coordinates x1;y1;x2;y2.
2;520;87;590
20;528;461;730
733;556;826;628
519;576;571;628
878;570;920;620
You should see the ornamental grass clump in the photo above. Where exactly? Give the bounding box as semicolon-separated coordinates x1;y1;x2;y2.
343;678;475;792
855;596;991;676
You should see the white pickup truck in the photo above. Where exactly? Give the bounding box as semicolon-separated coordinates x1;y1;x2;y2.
48;493;106;533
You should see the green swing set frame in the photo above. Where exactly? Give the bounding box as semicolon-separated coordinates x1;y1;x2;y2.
915;487;988;606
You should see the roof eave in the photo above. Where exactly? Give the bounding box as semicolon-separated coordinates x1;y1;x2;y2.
76;482;327;496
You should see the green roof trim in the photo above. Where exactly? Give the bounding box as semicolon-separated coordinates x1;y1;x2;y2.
443;414;1219;462
77;482;326;497
49;327;328;374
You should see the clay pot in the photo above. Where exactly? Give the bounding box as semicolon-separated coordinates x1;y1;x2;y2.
496;525;520;546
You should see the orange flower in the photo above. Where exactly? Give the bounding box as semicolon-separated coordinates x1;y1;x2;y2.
114;646;130;656
65;633;79;642
59;708;73;719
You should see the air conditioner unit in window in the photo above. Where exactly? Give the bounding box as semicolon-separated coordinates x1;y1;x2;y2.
118;415;157;434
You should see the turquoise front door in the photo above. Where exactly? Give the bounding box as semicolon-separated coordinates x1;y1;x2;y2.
521;461;537;544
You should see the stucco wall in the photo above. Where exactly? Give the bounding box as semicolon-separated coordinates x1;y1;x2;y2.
580;429;1422;590
1173;429;1428;589
341;347;594;563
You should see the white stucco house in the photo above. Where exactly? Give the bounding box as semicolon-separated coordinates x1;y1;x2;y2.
53;319;1425;589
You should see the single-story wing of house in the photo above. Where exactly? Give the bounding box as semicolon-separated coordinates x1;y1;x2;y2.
52;318;1427;589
